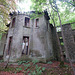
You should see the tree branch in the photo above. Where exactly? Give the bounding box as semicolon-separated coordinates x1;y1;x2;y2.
49;0;57;12
64;1;75;7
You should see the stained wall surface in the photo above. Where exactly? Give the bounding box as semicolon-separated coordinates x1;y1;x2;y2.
62;24;75;62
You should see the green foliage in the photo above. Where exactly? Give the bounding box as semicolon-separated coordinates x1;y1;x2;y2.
30;12;44;19
0;33;2;40
0;67;15;72
64;65;69;68
31;0;46;11
35;65;46;75
71;23;75;29
17;60;46;74
0;0;16;33
17;60;30;65
59;61;65;68
47;61;53;64
59;37;63;39
15;67;22;73
61;42;64;45
32;59;39;65
30;65;42;75
0;60;4;63
31;0;75;27
35;65;41;70
23;64;31;69
59;61;69;68
27;65;45;75
42;67;46;71
24;64;31;70
31;71;36;75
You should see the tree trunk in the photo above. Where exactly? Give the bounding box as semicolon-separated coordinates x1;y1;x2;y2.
55;2;75;75
4;54;10;69
49;11;63;61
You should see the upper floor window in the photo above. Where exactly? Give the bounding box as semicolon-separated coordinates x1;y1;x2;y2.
36;18;39;27
25;17;30;27
12;17;16;27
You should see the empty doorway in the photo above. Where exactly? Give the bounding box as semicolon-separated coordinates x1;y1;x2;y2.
22;36;29;55
7;37;12;55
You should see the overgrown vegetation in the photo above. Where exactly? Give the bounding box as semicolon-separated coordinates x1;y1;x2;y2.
0;0;16;33
0;34;2;40
0;60;72;75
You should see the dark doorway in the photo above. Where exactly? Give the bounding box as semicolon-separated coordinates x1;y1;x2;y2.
7;37;12;55
22;36;29;55
74;35;75;42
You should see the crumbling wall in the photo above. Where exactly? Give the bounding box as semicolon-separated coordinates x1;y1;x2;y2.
51;27;61;60
4;15;25;62
62;24;75;62
4;13;54;62
29;15;53;60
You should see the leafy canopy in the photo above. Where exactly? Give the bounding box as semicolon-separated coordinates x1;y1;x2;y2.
31;0;75;28
0;0;16;33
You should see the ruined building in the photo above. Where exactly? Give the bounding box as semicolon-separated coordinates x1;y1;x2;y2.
2;11;58;62
0;11;75;62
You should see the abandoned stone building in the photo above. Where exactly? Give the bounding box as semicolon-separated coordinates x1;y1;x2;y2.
0;11;56;62
0;11;75;62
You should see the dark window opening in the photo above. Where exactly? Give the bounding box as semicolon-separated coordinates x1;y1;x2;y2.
22;36;29;55
36;18;39;27
74;35;75;42
6;32;8;39
25;17;30;27
12;18;15;27
7;37;12;55
3;44;6;56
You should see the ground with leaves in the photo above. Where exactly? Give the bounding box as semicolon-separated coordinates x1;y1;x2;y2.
0;60;75;75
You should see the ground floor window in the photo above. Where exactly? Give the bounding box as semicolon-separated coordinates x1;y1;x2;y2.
22;36;29;55
7;36;12;55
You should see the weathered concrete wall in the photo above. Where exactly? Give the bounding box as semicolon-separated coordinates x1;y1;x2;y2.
72;29;75;36
29;16;53;60
51;27;61;60
62;24;75;62
4;15;25;61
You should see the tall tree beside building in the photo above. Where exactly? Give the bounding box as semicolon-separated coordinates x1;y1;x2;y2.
31;0;75;74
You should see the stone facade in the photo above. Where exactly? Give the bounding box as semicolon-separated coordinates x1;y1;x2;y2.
3;12;54;62
62;24;75;62
1;12;74;62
